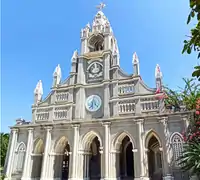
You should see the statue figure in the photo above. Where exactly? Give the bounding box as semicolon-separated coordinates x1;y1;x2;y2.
34;80;43;104
53;64;62;87
155;64;162;78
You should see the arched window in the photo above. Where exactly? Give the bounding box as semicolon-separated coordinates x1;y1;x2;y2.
170;133;184;167
15;142;26;172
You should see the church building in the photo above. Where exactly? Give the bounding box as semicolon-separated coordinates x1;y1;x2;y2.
4;3;189;180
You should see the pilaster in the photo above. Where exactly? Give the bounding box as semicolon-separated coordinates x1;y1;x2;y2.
136;119;146;178
4;128;18;180
102;122;111;179
182;114;189;129
40;126;53;180
104;84;110;118
159;117;173;178
21;128;34;180
112;83;119;117
71;124;80;179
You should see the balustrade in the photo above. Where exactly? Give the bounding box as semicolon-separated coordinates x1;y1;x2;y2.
118;84;135;95
141;97;159;112
56;92;69;102
118;101;135;114
36;109;50;121
54;107;68;120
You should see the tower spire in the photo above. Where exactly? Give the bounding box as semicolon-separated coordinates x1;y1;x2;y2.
96;2;106;11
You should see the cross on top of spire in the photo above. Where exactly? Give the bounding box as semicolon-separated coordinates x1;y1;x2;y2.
96;2;106;11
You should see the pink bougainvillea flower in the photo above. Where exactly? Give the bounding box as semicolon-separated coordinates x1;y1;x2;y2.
155;88;160;94
196;110;200;115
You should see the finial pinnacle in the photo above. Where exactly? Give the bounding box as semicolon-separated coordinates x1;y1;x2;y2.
96;2;106;11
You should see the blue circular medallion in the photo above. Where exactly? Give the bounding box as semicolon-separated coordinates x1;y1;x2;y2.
85;95;102;112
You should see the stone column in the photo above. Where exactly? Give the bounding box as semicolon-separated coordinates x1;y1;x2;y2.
21;128;34;180
132;149;140;180
99;147;104;180
160;117;174;180
102;122;111;179
110;150;120;179
4;128;18;180
136;119;146;178
86;154;90;179
40;126;52;180
71;124;80;180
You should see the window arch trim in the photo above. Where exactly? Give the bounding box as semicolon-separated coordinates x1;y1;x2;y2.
15;142;26;152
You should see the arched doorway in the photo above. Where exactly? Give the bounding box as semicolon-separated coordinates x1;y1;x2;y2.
120;136;134;180
53;136;71;180
31;138;44;179
89;136;101;179
82;132;102;180
147;135;162;180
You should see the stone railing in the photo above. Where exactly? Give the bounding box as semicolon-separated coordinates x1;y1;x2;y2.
140;97;159;112
118;100;135;114
35;106;69;122
56;92;69;102
118;84;135;95
36;108;51;121
54;106;68;120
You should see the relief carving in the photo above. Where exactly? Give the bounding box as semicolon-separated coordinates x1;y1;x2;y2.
87;61;103;82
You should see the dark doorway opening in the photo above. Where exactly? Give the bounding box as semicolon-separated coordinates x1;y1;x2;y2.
62;143;70;180
120;136;134;180
89;136;101;180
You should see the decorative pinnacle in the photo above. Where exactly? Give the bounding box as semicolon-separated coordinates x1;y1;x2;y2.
132;52;139;64
96;2;106;11
71;50;78;62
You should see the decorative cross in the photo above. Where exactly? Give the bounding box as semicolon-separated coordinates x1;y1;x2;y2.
96;2;106;11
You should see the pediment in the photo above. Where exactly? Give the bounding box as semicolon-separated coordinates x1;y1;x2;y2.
138;80;156;94
37;91;54;106
118;68;132;79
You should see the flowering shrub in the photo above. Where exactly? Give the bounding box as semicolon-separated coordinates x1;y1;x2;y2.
182;99;200;143
179;98;200;176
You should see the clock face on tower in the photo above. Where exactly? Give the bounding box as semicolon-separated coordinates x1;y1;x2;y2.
85;95;102;112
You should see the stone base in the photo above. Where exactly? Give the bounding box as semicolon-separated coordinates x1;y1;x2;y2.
163;174;174;180
139;177;150;180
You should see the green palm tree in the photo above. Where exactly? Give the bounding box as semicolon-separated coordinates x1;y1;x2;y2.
178;142;200;177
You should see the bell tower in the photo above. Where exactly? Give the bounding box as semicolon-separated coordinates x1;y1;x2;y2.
80;3;120;57
75;3;119;119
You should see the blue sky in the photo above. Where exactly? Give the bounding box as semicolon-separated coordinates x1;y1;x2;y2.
1;0;199;132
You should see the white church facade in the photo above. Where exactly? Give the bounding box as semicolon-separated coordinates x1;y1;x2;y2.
4;4;190;180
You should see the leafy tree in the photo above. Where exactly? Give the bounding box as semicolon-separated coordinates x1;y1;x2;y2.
182;0;200;80
0;133;9;168
164;78;200;111
0;166;5;180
